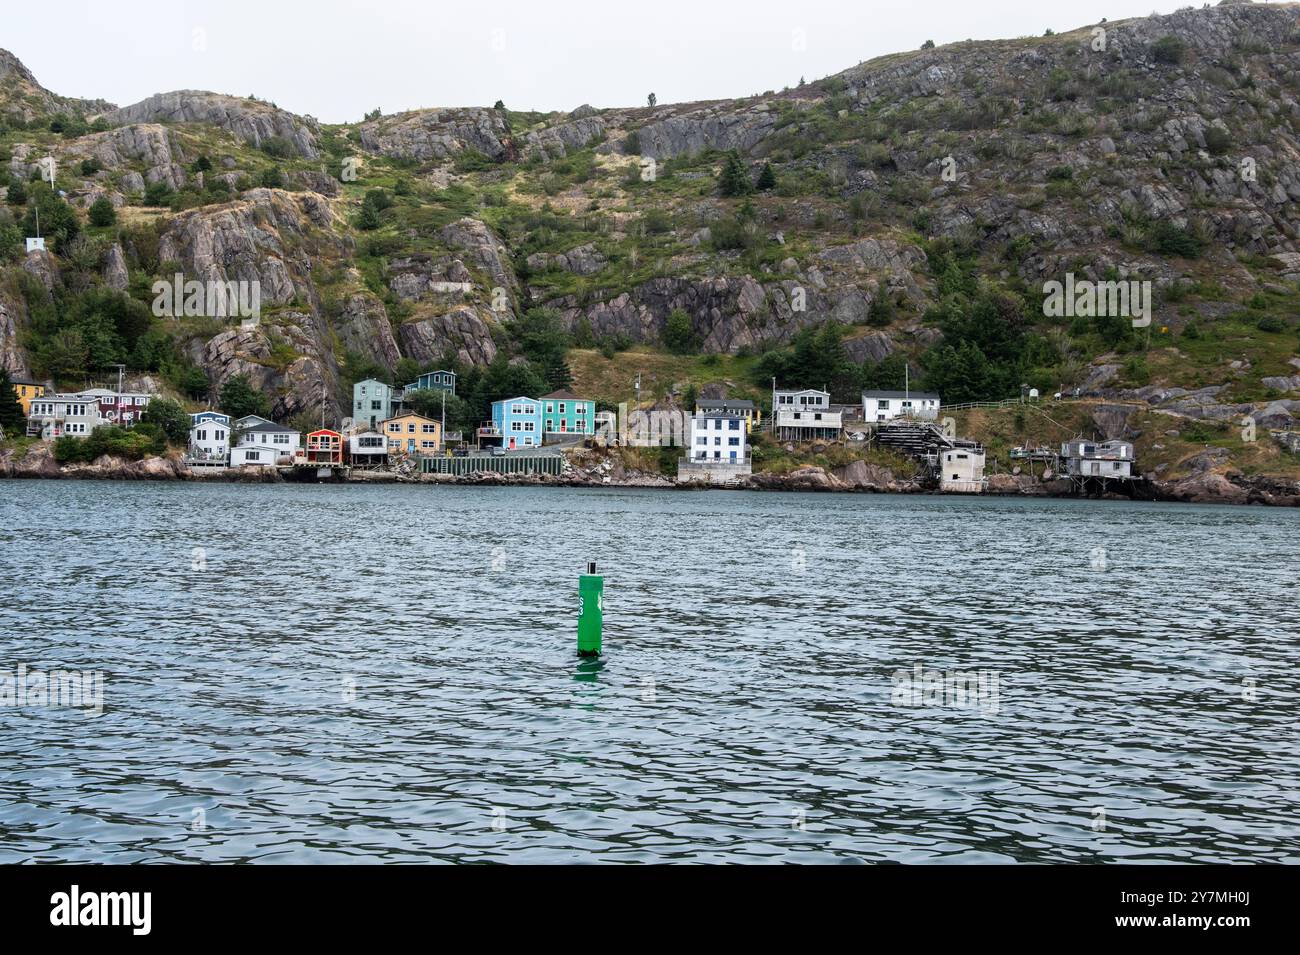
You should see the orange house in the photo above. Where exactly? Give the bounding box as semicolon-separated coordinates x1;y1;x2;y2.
302;429;344;465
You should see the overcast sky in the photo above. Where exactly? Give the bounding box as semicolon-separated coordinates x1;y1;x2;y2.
8;0;1203;123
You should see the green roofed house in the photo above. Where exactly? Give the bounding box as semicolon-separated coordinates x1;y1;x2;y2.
540;389;595;441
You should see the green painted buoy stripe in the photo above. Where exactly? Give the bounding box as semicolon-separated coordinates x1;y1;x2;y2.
578;569;603;656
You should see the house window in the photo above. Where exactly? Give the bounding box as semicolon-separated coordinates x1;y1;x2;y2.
728;437;739;446
696;437;706;445
728;420;739;430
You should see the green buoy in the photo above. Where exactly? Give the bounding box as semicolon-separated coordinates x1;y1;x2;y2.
578;561;603;657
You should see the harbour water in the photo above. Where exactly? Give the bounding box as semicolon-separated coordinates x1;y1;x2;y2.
1;481;1296;863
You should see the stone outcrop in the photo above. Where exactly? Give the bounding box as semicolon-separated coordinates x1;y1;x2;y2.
187;313;341;423
398;306;498;367
832;460;909;490
357;108;510;162
337;292;401;371
99;91;320;159
101;242;129;291
623;103;780;161
0;291;29;378
157;188;340;307
526;244;607;276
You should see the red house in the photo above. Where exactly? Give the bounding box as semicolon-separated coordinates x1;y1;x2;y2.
302;429;344;465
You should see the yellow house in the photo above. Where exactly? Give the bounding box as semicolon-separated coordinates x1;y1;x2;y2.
10;377;46;415
695;398;761;433
382;412;442;456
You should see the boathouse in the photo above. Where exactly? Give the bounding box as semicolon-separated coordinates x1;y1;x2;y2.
301;429;344;465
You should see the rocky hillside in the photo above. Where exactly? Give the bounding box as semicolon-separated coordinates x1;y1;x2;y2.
0;1;1298;474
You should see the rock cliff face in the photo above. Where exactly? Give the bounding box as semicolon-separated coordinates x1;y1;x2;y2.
3;3;1300;452
99;91;320;159
543;234;924;353
358;108;511;162
0;289;29;378
158;188;339;306
187;314;342;423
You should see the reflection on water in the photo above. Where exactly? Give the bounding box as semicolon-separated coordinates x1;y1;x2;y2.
1;480;1297;863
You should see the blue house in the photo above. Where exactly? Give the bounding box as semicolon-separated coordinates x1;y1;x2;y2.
404;370;456;396
489;396;542;449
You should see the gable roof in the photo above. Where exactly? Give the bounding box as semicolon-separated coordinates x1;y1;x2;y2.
381;412;439;425
240;420;299;434
540;389;585;400
698;398;755;410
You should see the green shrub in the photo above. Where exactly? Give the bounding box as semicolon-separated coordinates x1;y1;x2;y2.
142;181;174;207
1153;35;1187;65
1149;221;1204;258
1203;126;1232;156
259;136;295;159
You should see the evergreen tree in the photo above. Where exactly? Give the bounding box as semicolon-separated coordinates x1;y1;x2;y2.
6;178;26;205
218;374;271;420
140;396;190;445
88;196;116;227
664;309;699;354
0;369;26;433
756;162;776;191
718;151;753;198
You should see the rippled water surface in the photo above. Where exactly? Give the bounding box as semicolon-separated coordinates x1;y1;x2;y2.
1;480;1297;863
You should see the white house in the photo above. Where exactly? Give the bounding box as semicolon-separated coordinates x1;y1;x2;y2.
678;411;751;484
773;388;842;441
348;431;388;467
940;447;986;493
26;393;102;438
188;411;231;465
862;390;941;422
230;417;300;467
1061;439;1134;479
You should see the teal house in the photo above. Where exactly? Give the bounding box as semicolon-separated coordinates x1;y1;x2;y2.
353;378;394;430
404;370;456;396
540;389;595;438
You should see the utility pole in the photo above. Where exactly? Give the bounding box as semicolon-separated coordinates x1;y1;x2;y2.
108;363;125;422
